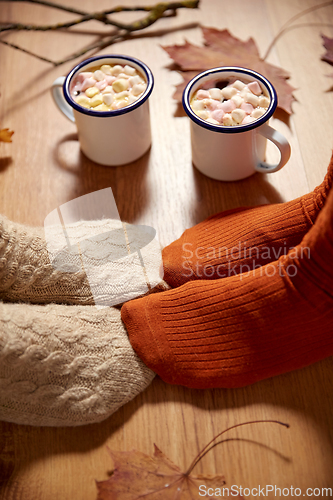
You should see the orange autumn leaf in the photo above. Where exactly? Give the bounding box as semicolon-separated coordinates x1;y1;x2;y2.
162;27;296;115
96;444;231;500
0;128;14;143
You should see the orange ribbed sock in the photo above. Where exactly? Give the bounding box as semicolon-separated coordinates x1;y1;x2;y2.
121;185;333;389
162;152;333;288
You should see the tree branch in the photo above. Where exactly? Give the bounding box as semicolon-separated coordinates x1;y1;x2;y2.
0;0;200;65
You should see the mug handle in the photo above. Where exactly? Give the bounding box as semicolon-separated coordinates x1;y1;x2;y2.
51;77;75;123
255;123;291;173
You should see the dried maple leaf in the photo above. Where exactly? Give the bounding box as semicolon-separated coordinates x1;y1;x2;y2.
321;34;333;77
162;27;296;115
96;420;289;500
0;128;14;143
96;444;229;499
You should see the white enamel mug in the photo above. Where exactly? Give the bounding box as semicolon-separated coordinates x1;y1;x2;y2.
52;55;154;166
182;67;291;181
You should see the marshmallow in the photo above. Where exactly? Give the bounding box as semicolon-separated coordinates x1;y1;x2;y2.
251;107;266;119
94;103;110;112
94;70;105;81
129;75;143;86
191;100;205;111
259;96;270;108
220;99;236;113
115;91;129;99
242;115;256;125
195;109;209;120
240;87;250;98
241;102;254;115
101;65;112;75
102;85;114;94
204;99;219;111
90;94;104;107
206;118;220;125
208;88;222;100
81;77;96;91
222;113;234;126
231;94;244;108
103;93;114;106
75;72;92;85
85;87;99;98
79;72;93;80
128;94;137;104
196;90;210;100
131;83;145;96
112;79;129;93
95;80;108;91
124;65;136;76
231;108;246;124
76;95;91;108
248;81;262;95
221;86;237;99
105;75;116;85
211;109;225;123
111;65;123;76
117;73;130;79
232;79;246;91
244;92;259;108
115;99;129;109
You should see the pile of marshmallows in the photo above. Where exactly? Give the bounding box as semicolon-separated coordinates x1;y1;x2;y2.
190;79;270;127
70;64;147;112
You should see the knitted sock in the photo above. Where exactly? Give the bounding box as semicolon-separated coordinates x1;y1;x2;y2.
0;301;155;426
162;152;333;287
121;186;333;389
0;216;167;305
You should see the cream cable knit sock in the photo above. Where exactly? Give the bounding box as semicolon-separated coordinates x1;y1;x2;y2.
0;301;155;426
0;215;167;305
0;215;93;305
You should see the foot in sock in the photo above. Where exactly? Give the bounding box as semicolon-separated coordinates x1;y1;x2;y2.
121;185;333;389
162;152;333;288
0;301;155;426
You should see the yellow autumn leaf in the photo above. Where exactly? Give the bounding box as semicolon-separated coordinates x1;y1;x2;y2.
0;128;14;143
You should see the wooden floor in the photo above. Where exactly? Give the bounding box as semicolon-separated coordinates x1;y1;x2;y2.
1;0;333;497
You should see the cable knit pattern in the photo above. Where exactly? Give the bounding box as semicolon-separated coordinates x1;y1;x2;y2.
0;301;155;426
0;216;93;305
0;216;169;305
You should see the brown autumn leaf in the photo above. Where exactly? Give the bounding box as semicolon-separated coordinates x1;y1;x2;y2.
96;420;289;500
162;27;296;115
321;34;333;77
96;444;232;500
0;128;14;143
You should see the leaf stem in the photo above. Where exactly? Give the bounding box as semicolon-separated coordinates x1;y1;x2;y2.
185;419;289;476
263;0;333;60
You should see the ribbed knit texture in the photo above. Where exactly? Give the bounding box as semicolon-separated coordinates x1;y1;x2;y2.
162;153;333;287
121;186;333;389
0;302;155;426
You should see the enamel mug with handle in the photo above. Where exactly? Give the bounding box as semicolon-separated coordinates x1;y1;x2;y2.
182;67;291;181
52;55;154;166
